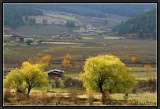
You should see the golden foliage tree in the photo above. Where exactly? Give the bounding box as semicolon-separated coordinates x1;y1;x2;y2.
131;56;137;63
28;54;51;67
62;54;71;67
4;62;49;96
80;54;135;104
41;55;51;67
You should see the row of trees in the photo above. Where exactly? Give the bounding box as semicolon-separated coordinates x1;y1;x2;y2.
4;54;138;104
113;8;156;39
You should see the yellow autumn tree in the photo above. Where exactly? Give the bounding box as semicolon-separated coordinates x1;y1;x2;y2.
4;61;49;96
131;56;137;67
131;56;137;63
80;54;135;104
62;54;71;67
28;54;51;67
41;55;51;67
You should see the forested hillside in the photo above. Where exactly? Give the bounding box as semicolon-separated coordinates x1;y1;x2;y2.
4;3;155;29
113;8;156;39
4;4;43;28
35;4;155;17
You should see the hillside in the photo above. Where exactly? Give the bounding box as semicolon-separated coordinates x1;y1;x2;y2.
4;4;43;29
35;4;155;17
113;8;156;39
4;4;155;29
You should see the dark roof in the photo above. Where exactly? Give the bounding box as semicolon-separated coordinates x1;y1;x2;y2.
47;69;64;74
11;34;25;38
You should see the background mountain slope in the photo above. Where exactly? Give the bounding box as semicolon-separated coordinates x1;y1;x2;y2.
113;8;156;39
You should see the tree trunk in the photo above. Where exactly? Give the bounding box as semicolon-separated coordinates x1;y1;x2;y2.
27;87;31;96
98;82;106;105
101;91;106;105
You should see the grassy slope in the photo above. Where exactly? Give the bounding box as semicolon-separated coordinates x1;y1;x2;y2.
44;13;76;21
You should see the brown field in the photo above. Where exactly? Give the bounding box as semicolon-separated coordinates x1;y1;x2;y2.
28;16;66;25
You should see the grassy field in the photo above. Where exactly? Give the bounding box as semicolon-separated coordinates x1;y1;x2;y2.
42;41;84;45
4;87;156;106
104;36;125;39
63;67;157;80
44;13;77;21
14;24;69;36
95;30;107;33
81;37;94;40
4;39;156;70
74;29;86;33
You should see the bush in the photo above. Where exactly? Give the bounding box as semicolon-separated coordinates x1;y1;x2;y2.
29;92;52;105
4;88;12;102
16;92;29;101
63;77;72;88
54;78;61;88
63;77;83;88
132;78;156;93
147;78;156;92
71;79;83;88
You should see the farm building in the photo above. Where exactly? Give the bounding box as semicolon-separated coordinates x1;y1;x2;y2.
47;69;64;79
87;29;95;34
10;34;25;43
24;38;33;42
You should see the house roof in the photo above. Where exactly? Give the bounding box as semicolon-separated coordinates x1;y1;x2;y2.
47;69;64;74
11;34;26;38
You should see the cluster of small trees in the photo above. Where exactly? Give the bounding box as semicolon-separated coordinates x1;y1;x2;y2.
66;20;75;32
24;16;36;25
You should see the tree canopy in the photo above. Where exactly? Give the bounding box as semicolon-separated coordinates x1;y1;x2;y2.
79;54;135;104
4;61;49;95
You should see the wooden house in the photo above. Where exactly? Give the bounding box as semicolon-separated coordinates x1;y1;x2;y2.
47;69;64;79
87;29;95;34
10;35;25;43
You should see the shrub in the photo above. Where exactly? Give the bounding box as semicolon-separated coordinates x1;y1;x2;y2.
4;88;12;102
54;78;61;88
63;77;83;88
63;77;72;88
132;78;156;93
147;78;156;92
16;92;29;101
71;79;83;88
